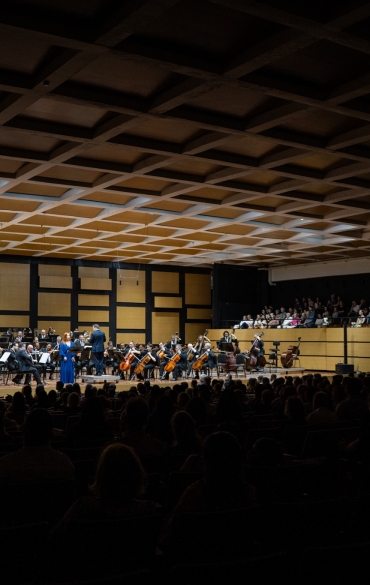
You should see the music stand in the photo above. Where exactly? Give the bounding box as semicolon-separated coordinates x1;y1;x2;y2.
219;342;234;353
67;345;81;353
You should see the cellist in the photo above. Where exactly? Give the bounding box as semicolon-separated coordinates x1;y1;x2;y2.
250;333;265;371
172;343;188;381
136;343;157;381
197;342;217;375
123;341;141;380
158;341;172;380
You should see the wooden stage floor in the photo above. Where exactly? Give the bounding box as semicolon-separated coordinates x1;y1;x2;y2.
0;370;337;398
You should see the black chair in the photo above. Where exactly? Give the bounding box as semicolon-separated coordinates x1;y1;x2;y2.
62;515;160;580
167;507;260;563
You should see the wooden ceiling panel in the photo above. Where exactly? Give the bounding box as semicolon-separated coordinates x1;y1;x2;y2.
22;98;111;128
72;54;184;98
7;183;67;196
1;2;370;266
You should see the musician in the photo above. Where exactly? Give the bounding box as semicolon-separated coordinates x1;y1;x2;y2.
142;343;158;380
218;331;239;352
166;334;181;351
53;336;62;350
123;341;141;380
172;344;188;381
16;343;42;385
74;334;88;378
4;328;14;342
186;343;200;378
40;343;56;380
158;341;172;380
199;342;217;374
39;329;49;340
105;340;118;374
251;334;264;371
90;324;106;376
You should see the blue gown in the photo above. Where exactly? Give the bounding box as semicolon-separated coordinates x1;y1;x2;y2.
59;341;75;383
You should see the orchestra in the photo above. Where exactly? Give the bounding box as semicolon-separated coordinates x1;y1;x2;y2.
0;323;286;383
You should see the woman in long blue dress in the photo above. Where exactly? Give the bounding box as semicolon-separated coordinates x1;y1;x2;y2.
60;332;75;384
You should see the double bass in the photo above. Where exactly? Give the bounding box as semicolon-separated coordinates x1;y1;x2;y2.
281;337;301;368
244;332;265;372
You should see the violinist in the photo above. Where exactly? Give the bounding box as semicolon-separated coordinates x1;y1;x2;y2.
172;344;188;381
158;341;172;380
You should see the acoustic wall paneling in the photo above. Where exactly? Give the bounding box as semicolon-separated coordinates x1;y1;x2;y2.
117;306;146;330
0;315;30;328
80;278;111;291
152;271;179;294
185;322;213;345
78;310;109;323
185;273;211;305
78;294;109;307
187;308;212;320
116;333;146;345
154;296;182;309
39;275;72;288
0;262;30;311
38;293;70;317
39;265;71;276
152;312;179;343
78;267;109;278
37;320;71;335
116;269;146;303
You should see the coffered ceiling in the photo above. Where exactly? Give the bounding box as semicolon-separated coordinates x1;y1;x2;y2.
2;0;370;266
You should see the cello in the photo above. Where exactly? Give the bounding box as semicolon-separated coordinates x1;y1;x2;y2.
280;337;301;368
191;350;209;371
244;332;265;372
164;349;181;373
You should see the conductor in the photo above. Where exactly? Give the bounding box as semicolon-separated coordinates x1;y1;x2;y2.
90;324;106;376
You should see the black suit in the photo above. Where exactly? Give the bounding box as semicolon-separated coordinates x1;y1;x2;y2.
173;350;188;380
15;349;41;384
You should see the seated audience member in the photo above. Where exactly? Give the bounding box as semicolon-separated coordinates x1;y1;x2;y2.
52;443;155;538
0;409;74;481
336;377;369;424
306;391;339;426
7;391;30;414
248;438;284;467
146;395;174;443
166;411;202;471
280;313;293;328
0;401;17;430
175;432;257;513
238;315;254;329
120;397;163;461
315;314;324;327
65;397;114;448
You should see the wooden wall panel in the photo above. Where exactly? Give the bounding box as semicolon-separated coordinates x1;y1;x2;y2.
39;275;72;288
78;294;109;307
347;328;370;342
38;293;70;317
0;263;29;311
154;296;182;308
80;277;111;290
0;315;29;328
185;273;211;305
185;322;212;344
78;310;109;323
117;270;146;303
187;308;212;320
78;267;109;278
152;271;179;294
39;265;71;276
37;320;70;335
116;333;146;345
117;306;146;329
152;312;179;343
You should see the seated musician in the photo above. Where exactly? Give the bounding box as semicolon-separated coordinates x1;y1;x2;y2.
136;343;157;381
172;344;188;381
123;341;141;380
166;334;181;351
158;341;172;380
74;334;88;378
218;331;233;349
39;329;49;340
200;342;217;374
40;343;56;380
186;343;199;378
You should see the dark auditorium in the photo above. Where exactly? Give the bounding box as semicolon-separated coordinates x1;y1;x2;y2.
1;1;370;584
